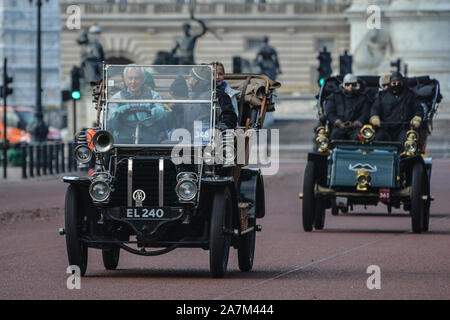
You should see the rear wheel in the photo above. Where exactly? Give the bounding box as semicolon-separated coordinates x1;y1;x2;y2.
302;161;316;232
331;201;339;216
410;162;425;233
65;185;88;276
314;202;326;230
237;217;256;272
102;246;120;270
209;187;232;278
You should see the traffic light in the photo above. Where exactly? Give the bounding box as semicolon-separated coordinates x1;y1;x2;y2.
317;47;332;87
71;66;81;100
1;61;13;99
339;50;352;76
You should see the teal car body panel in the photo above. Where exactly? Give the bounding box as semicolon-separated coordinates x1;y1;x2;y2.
327;142;402;189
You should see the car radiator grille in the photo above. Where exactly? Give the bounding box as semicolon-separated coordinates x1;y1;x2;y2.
111;158;178;207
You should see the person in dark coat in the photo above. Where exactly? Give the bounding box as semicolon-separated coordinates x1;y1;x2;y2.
369;72;423;142
324;73;372;140
187;66;237;131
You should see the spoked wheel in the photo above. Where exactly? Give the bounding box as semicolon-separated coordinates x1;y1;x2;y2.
314;202;326;230
410;162;425;233
65;185;88;276
302;161;316;232
238;217;256;272
209;187;232;278
102;246;120;270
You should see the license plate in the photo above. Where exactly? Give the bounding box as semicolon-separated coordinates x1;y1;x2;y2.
122;207;182;220
378;188;391;202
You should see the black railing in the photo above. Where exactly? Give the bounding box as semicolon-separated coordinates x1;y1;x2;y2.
17;142;78;179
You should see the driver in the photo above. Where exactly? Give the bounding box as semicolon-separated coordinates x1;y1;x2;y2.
108;65;166;143
324;73;371;141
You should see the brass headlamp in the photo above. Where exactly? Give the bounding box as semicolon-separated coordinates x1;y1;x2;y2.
355;170;371;191
360;124;375;142
315;126;329;153
402;129;419;156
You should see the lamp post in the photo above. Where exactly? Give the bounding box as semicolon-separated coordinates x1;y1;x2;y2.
28;0;49;143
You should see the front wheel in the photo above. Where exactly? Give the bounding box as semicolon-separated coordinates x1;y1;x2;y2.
410;162;425;233
65;185;88;276
209;187;232;278
102;246;120;270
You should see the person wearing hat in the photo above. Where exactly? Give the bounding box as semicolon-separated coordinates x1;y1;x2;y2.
324;73;372;140
369;71;423;142
187;66;237;130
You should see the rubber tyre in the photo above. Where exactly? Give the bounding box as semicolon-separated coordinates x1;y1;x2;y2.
302;161;316;232
209;187;232;278
65;185;88;276
238;217;256;272
410;162;425;233
331;201;339;216
314;202;326;230
102;246;120;270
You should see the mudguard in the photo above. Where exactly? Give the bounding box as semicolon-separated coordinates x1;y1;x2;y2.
239;168;265;218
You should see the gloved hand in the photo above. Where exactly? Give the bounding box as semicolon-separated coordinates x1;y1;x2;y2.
369;115;381;127
151;106;165;122
334;119;346;130
352;120;363;128
410;116;422;129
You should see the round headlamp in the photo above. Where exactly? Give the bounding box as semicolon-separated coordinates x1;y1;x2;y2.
404;140;417;153
176;180;198;201
360;125;374;140
74;145;93;164
220;144;236;163
316;136;329;151
89;180;110;202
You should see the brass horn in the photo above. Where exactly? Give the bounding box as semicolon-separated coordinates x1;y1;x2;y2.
92;130;114;153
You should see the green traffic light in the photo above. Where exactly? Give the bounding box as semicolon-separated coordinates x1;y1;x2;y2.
72;91;81;100
319;78;325;86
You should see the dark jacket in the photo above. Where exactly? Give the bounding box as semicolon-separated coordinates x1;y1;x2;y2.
324;89;372;126
216;85;237;130
370;87;423;123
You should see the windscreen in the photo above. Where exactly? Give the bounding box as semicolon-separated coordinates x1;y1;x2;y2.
104;65;213;146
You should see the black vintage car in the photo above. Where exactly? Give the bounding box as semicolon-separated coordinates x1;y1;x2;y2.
61;64;279;277
301;75;442;233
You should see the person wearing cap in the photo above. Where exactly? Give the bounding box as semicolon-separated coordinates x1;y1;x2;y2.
324;73;372;140
369;71;423;142
187;66;237;130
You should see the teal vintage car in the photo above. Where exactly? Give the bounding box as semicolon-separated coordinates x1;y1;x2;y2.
301;75;442;233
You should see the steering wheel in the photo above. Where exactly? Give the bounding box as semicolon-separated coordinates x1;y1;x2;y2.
115;105;154;129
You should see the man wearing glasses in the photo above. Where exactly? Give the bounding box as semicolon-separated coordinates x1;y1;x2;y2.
324;73;372;140
369;72;423;142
